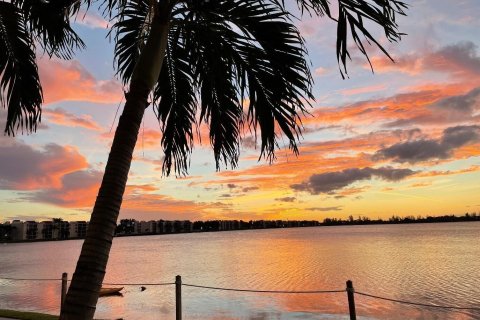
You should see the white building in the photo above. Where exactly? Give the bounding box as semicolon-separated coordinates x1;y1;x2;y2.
10;220;39;241
137;220;156;234
70;221;88;238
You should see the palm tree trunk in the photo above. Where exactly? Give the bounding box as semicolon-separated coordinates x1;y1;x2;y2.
60;12;170;320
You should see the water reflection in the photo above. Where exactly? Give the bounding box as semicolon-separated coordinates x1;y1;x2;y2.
1;222;480;319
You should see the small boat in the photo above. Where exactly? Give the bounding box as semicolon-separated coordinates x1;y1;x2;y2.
99;287;123;297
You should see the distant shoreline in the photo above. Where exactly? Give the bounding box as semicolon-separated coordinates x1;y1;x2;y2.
2;216;479;244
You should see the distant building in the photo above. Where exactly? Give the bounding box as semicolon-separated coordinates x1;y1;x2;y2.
137;220;156;234
38;221;54;240
2;217;326;243
157;220;166;234
70;221;88;238
11;220;26;241
25;221;39;240
9;221;39;241
172;220;193;233
55;220;70;240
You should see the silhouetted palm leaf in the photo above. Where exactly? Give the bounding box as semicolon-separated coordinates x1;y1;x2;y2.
155;37;197;175
113;0;314;174
112;0;406;174
283;0;407;77
12;0;85;59
0;0;85;135
112;0;151;84
0;2;42;135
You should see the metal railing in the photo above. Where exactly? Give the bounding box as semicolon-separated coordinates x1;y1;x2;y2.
1;274;479;320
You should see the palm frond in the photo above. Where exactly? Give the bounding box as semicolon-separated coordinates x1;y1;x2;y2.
182;0;313;166
292;0;407;77
153;33;197;176
112;0;151;85
0;2;42;135
336;0;407;77
100;0;129;18
195;36;243;171
111;0;406;174
13;0;85;59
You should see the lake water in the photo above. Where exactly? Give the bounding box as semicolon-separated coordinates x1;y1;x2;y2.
1;222;479;319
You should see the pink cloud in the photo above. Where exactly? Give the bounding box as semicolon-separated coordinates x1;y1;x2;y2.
314;67;328;77
340;84;387;96
370;54;424;75
75;10;110;29
371;42;480;79
43;108;103;131
308;83;478;129
38;59;122;104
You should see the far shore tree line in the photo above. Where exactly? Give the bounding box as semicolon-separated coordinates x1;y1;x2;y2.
1;213;479;242
321;212;480;226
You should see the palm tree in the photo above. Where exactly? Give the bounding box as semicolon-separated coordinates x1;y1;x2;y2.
1;0;407;318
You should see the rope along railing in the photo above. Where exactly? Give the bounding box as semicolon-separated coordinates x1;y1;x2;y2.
355;291;480;311
102;282;174;286
0;277;174;286
0;277;62;281
182;283;345;294
2;274;480;320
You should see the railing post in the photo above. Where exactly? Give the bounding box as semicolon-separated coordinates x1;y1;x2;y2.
175;275;182;320
346;280;356;320
61;272;68;312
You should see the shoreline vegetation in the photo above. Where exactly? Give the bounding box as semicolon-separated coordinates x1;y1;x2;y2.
1;213;479;244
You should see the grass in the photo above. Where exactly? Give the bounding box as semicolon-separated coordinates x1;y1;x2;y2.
0;309;58;320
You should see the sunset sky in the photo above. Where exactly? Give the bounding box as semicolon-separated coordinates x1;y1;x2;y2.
1;0;479;222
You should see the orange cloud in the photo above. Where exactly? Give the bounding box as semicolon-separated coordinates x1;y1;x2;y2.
416;165;480;178
120;193;232;221
197;151;375;193
306;82;478;132
135;129;162;149
43;108;102;131
409;182;432;188
30;178;183;210
125;184;158;195
337;186;370;197
102;129;163;152
194;129;419;193
0;143;88;190
312;88;444;126
192;123;478;200
453;143;480;159
39;59;121;104
371;42;480;80
29;170;102;207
